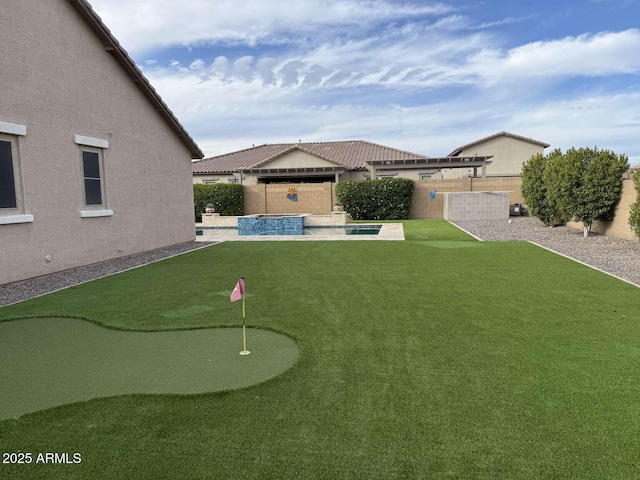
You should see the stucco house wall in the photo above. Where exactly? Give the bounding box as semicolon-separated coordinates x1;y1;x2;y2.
0;0;199;285
263;151;339;169
193;173;240;184
442;135;546;178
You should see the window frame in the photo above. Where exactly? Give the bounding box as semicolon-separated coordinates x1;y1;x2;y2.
0;136;18;210
82;149;104;207
75;135;113;218
0;122;33;225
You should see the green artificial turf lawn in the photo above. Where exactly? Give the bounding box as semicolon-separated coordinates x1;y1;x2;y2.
2;220;640;479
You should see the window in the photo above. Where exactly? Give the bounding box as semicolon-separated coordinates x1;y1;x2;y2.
0;122;33;224
420;174;432;181
0;139;17;209
82;151;102;205
203;179;218;184
75;135;112;217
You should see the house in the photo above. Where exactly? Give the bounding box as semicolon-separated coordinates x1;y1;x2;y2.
442;131;549;178
193;140;492;185
0;0;203;285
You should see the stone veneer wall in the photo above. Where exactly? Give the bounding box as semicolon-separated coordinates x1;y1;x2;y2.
238;215;305;235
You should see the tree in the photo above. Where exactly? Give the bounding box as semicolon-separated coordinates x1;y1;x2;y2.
543;147;585;225
526;147;628;237
573;148;628;237
629;169;640;238
521;149;563;225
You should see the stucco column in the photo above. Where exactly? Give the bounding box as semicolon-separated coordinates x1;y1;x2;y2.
365;163;377;180
481;162;487;178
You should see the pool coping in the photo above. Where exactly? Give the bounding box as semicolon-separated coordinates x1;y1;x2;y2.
195;223;405;242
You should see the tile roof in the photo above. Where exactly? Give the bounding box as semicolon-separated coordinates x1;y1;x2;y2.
193;140;430;174
448;131;550;157
69;0;203;159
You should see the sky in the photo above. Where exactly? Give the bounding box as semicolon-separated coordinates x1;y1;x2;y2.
89;0;640;164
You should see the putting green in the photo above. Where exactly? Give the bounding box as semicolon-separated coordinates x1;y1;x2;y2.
0;317;299;419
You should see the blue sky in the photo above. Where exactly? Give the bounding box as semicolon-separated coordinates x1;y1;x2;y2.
90;0;640;164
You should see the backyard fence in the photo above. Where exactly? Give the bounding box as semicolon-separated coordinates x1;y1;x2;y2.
239;177;638;241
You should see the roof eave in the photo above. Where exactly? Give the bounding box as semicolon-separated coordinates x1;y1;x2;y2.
69;0;204;159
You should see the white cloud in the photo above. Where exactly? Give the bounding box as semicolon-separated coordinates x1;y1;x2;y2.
466;29;640;83
89;0;455;54
86;1;639;166
144;63;640;166
189;59;205;70
142;27;640;94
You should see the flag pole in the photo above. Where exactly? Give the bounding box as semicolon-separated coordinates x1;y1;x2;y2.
239;277;250;355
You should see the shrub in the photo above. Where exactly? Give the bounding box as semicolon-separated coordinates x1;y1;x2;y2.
629;169;640;238
543;147;586;225
193;184;244;221
521;150;563;225
573;148;628;233
336;178;414;220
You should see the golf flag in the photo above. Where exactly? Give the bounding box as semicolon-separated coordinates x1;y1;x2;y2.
230;278;245;302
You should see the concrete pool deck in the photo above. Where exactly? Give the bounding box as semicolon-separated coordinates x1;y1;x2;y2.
195;223;405;242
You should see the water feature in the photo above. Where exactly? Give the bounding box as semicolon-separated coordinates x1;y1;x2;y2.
196;224;383;237
237;214;305;236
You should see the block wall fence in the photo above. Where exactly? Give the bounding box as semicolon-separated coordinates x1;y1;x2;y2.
243;178;524;219
241;178;638;241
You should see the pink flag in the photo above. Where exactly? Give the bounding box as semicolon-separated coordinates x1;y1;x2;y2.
230;278;245;302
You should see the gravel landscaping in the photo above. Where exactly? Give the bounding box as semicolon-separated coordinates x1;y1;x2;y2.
2;218;639;308
0;242;212;307
454;216;640;287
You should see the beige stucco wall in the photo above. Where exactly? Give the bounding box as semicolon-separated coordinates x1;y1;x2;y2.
263;151;339;169
443;191;510;221
410;177;523;219
339;170;368;181
442;136;546;178
193;173;238;184
244;183;336;215
240;177;523;219
0;0;196;285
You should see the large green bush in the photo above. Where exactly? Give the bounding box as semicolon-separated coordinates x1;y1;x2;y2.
524;146;628;236
629;169;640;238
521;149;563;226
336;178;414;220
193;184;244;222
573;148;629;228
543;147;587;225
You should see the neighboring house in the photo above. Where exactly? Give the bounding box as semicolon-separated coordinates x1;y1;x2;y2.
193;140;492;185
442;131;549;178
0;0;203;285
